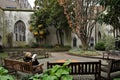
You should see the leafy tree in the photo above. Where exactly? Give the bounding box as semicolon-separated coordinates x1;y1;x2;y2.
47;0;70;46
30;0;70;46
29;0;50;46
98;0;120;37
58;0;99;50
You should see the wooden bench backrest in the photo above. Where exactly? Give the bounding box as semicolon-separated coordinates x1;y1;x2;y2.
19;61;33;73
47;60;101;75
4;58;33;73
110;59;120;72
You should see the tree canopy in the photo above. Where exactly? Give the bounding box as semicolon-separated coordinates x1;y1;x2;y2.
47;0;70;46
29;0;50;46
58;0;100;50
98;0;120;37
29;0;70;46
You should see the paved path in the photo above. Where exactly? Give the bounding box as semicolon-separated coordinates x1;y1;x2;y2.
38;51;107;71
16;51;120;80
38;52;108;80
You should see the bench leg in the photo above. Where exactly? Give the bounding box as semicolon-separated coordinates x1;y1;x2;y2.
95;74;101;80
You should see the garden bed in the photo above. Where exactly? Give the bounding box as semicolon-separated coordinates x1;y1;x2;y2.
68;48;101;57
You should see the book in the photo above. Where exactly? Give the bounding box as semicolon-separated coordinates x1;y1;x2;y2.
32;54;37;61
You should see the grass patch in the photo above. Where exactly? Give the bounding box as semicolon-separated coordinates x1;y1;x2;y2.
0;52;8;58
68;48;100;56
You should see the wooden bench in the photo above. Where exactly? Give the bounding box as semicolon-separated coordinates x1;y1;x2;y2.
47;60;101;80
4;58;43;74
101;59;120;80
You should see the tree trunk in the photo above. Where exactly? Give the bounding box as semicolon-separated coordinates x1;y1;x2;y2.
56;29;60;44
59;29;64;46
81;39;89;50
78;33;89;50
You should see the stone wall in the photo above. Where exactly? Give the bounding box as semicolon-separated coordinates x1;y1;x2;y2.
0;8;4;46
3;9;34;47
1;9;71;47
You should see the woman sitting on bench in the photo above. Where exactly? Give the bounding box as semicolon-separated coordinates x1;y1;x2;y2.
23;52;43;73
23;52;39;65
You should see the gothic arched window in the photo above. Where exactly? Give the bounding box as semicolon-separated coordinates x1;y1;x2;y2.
14;20;26;41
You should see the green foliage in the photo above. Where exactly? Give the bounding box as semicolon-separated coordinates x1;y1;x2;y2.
31;42;39;48
0;66;15;80
29;1;50;45
21;74;32;80
95;35;115;51
30;0;71;46
69;48;100;56
41;44;54;48
98;0;120;31
29;61;73;80
103;35;115;50
95;41;105;51
114;78;120;80
47;0;70;45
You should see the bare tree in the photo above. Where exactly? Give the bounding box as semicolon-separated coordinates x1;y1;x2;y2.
58;0;100;50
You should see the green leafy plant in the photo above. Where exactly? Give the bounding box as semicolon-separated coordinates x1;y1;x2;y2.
0;66;15;80
104;35;115;51
95;41;105;51
29;61;73;80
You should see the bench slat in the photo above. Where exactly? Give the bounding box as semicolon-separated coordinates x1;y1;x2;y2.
47;61;101;80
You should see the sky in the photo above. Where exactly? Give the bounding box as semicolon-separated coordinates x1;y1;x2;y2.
28;0;35;8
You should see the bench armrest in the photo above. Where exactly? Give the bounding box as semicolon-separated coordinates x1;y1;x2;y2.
33;64;44;73
33;64;44;67
101;63;108;67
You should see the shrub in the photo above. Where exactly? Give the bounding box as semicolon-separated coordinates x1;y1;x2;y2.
41;44;54;48
96;35;115;51
0;66;15;80
104;36;115;50
95;41;105;51
31;42;39;48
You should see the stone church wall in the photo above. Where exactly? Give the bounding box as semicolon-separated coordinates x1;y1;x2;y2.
1;9;71;47
3;10;34;47
0;8;4;47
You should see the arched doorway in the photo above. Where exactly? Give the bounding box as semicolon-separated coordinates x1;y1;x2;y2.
14;20;26;41
98;31;101;40
73;37;77;47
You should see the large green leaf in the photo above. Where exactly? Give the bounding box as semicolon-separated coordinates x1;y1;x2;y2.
42;75;58;80
63;60;71;67
0;67;8;75
50;65;61;75
29;74;41;80
55;68;69;77
0;75;15;80
61;75;73;80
